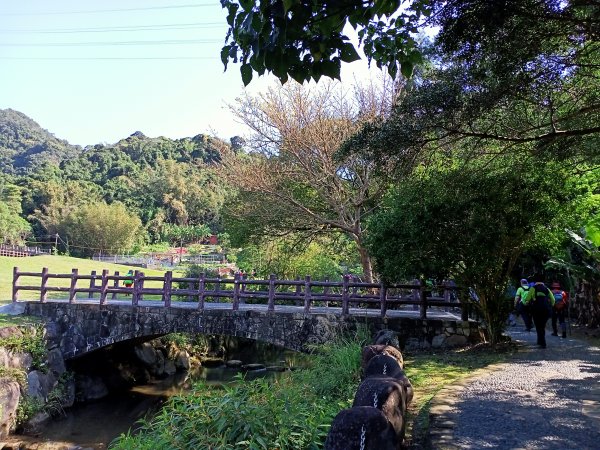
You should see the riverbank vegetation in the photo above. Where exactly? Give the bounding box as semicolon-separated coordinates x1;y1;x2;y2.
112;334;365;449
110;333;515;450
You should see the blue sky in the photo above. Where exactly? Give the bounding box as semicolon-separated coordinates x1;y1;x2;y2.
0;0;378;146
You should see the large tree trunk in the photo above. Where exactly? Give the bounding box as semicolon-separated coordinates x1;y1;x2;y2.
357;244;374;284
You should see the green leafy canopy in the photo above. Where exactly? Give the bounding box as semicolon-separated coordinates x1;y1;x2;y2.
220;0;429;85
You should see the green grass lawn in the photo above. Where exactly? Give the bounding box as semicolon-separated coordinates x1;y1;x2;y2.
0;255;176;304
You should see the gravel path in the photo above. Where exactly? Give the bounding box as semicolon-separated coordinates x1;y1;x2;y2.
428;325;600;449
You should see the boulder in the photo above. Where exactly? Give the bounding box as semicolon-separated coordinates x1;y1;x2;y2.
225;359;243;368
75;374;108;402
445;334;468;348
361;345;404;371
10;351;33;371
60;377;76;408
432;334;446;348
0;378;20;438
43;321;62;348
47;348;66;376
0;348;9;367
174;350;191;370
324;406;399;450
0;303;25;316
152;349;166;376
164;360;177;376
27;370;56;401
242;363;266;371
0;327;23;339
134;342;157;367
353;376;407;442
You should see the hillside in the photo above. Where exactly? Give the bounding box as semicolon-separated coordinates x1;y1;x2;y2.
0;109;82;173
0;109;233;256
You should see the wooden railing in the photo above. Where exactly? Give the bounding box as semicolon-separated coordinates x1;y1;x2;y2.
12;267;469;320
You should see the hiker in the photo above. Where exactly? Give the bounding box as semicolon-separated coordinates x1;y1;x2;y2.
550;281;569;338
523;275;555;348
123;269;134;294
514;278;533;331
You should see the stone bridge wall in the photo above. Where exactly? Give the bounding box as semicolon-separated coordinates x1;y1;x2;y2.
23;303;483;359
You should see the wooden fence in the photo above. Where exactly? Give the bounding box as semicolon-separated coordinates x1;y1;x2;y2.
12;267;468;320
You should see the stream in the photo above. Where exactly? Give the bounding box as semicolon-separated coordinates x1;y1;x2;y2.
11;343;307;449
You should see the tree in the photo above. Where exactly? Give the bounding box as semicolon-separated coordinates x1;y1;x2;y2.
61;202;143;257
348;1;600;166
220;0;428;84
221;1;600;92
0;202;31;244
0;182;31;244
28;179;102;240
366;155;592;344
236;235;360;280
222;80;398;282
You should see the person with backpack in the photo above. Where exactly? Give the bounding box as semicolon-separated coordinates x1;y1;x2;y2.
123;269;134;295
550;281;568;338
514;278;532;331
523;275;555;348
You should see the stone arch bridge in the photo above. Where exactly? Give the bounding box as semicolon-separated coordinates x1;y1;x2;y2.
23;301;481;359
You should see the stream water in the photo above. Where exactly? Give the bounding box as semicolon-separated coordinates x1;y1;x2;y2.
12;344;306;449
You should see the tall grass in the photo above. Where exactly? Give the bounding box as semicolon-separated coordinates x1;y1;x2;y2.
111;331;367;450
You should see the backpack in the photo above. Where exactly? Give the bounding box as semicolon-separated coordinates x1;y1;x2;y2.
532;285;553;314
553;291;568;310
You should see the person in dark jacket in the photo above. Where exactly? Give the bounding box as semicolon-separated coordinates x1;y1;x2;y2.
523;275;555;348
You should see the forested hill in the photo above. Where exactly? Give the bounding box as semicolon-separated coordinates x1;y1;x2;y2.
0;108;82;173
0;109;236;254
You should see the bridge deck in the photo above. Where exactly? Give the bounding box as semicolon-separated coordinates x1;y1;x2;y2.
23;298;465;321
